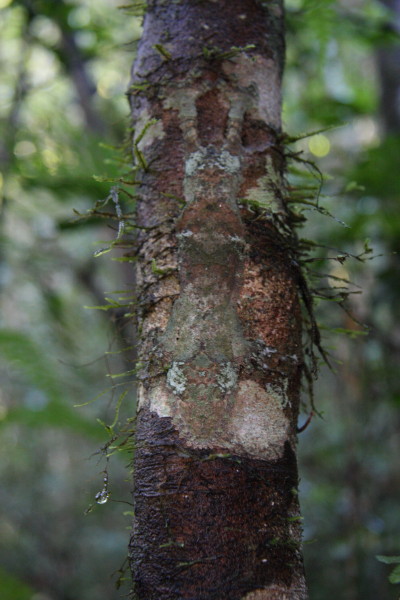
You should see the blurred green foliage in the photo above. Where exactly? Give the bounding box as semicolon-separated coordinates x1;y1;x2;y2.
0;0;400;599
0;0;139;598
283;2;400;599
0;567;33;600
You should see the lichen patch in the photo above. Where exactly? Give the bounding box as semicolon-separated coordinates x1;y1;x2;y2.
222;54;281;130
148;384;173;418
134;106;165;151
244;156;284;212
140;362;292;459
167;361;187;394
245;175;277;211
266;379;290;409
228;379;289;459
216;362;238;392
185;147;240;177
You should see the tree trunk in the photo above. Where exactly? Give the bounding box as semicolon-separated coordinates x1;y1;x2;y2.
376;0;400;133
128;1;307;598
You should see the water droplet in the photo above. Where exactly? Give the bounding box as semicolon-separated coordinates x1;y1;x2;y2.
95;490;110;505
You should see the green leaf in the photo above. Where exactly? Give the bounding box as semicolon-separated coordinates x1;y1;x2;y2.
111;256;137;263
376;555;400;565
128;82;151;92
389;565;400;585
284;123;342;144
107;369;138;379
135;119;158;145
151;258;169;275
107;389;128;431
93;246;113;258
133;146;148;171
97;418;113;435
152;43;172;60
345;180;365;193
92;175;119;183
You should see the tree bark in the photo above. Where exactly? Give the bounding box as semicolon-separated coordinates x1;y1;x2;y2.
376;0;400;133
128;1;307;598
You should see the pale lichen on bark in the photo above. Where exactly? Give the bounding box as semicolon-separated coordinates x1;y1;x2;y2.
135;40;300;459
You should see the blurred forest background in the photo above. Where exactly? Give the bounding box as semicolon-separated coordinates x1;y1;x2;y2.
0;0;399;599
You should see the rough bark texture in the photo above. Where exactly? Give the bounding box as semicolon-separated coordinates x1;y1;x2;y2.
376;0;400;132
128;1;307;598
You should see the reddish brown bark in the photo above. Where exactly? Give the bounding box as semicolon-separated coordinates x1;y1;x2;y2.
128;1;307;598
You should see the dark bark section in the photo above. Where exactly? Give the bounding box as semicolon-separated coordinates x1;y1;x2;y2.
376;0;400;132
196;90;228;146
238;216;303;431
130;409;302;600
133;0;284;81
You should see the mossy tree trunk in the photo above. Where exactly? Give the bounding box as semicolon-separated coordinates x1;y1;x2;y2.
128;1;307;598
